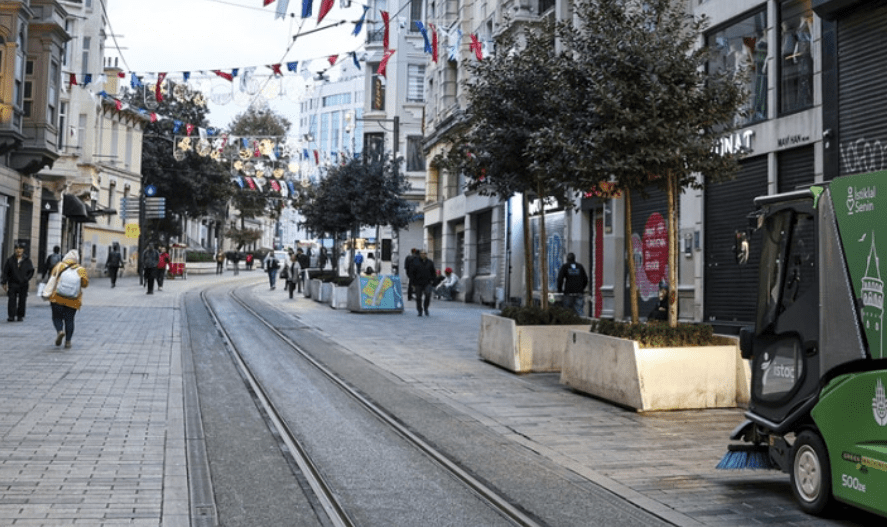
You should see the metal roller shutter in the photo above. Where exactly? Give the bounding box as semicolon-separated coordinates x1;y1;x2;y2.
837;4;887;177
777;145;815;193
704;156;769;326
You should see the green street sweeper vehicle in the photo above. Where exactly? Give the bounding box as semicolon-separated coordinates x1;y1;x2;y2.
720;170;887;518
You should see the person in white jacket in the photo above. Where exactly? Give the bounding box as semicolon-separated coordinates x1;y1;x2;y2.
435;267;460;300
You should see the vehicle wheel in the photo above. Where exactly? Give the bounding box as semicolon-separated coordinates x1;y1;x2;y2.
790;429;833;515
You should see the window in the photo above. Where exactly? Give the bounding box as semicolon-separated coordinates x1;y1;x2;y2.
476;210;493;275
407;136;425;171
407;64;425;102
48;61;59;124
707;9;768;124
78;113;87;149
410;0;422;30
330;110;340;153
63;20;72;67
125;132;132;169
57;101;67;150
320;113;329;154
779;0;813;114
322;93;351;107
82;36;91;74
111;122;119;163
23;60;33;117
371;66;385;110
14;25;26;110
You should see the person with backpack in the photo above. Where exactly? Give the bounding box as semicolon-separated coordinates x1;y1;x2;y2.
43;245;62;281
105;243;123;288
142;244;160;294
45;249;89;349
265;252;280;290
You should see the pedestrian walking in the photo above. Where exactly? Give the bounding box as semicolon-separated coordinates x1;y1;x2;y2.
231;251;241;275
265;251;280;290
404;248;418;300
142;244;160;294
354;251;364;275
408;250;436;317
556;252;589;317
44;249;89;348
156;246;170;291
105;243;123;288
284;253;301;299
1;243;35;322
215;251;225;274
245;253;254;270
42;245;62;281
318;247;329;270
295;248;310;293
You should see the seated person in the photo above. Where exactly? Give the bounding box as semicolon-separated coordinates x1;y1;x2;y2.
435;267;460;300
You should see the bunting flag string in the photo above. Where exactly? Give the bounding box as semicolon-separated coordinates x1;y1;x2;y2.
469;33;483;61
381;11;390;50
377;48;396;78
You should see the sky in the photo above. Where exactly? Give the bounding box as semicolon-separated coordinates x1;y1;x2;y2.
103;0;369;131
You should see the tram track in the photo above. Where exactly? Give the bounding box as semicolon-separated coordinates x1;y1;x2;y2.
198;283;544;527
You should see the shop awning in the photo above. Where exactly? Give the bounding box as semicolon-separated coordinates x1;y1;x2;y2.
63;194;96;223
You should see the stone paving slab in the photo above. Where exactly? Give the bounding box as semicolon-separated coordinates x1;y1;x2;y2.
0;272;217;526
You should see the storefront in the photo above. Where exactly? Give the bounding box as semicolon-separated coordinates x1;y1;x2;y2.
815;0;887;179
704;156;769;325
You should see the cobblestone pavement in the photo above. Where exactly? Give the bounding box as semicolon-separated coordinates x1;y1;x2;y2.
0;271;875;525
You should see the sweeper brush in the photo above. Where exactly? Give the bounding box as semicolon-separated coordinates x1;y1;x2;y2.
716;444;777;470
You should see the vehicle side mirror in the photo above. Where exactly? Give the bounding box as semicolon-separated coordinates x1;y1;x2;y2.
739;326;755;360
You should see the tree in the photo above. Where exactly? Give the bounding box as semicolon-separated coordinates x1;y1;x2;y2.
123;82;232;232
226;106;293;231
544;0;746;325
299;155;413;274
225;225;263;251
434;21;569;308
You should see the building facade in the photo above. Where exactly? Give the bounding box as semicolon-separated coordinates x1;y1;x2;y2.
0;0;68;276
42;0;146;276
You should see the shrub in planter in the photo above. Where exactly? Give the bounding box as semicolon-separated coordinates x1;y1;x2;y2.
588;319;732;348
499;305;588;326
185;250;214;263
333;277;353;287
318;271;338;283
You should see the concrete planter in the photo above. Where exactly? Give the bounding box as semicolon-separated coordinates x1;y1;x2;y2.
310;279;331;303
478;313;590;373
331;283;350;309
561;331;747;412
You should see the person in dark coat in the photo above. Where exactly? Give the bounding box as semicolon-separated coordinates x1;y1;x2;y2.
105;243;123;288
404;248;418;301
556;252;589;317
295;249;310;293
408;250;436;317
142;244;160;295
1;243;35;322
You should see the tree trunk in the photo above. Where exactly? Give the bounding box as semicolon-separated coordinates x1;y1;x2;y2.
666;172;679;327
522;194;534;306
538;182;549;310
625;189;639;324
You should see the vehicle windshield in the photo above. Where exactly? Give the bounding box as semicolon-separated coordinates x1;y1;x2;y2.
756;209;815;332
